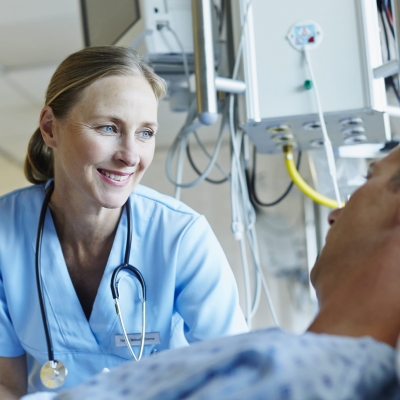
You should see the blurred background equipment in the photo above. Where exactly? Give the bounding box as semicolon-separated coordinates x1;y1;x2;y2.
236;0;390;154
2;0;400;332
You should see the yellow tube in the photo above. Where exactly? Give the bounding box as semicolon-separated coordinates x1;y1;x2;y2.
283;145;345;209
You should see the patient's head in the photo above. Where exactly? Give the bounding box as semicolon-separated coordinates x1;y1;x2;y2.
311;145;400;312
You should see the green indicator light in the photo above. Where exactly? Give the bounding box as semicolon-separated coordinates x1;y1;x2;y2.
304;79;313;90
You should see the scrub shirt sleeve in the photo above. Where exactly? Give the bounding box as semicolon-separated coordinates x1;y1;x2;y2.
0;270;25;357
174;215;248;342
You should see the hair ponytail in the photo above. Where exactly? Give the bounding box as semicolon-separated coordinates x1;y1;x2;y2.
24;127;54;184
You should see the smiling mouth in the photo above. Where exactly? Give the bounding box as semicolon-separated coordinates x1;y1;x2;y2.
99;169;131;182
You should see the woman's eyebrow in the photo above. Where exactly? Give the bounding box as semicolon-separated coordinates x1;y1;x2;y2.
90;116;158;128
91;115;123;123
141;121;159;129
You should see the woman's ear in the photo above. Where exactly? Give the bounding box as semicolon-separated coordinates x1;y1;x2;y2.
39;106;57;149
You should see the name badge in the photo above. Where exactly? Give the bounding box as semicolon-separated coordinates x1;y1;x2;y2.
115;332;160;347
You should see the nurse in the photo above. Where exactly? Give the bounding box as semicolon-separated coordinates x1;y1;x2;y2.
0;46;247;398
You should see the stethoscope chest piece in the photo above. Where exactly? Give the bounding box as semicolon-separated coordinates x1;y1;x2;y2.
40;360;68;389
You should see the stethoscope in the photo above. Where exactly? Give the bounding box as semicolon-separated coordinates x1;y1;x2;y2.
35;181;146;389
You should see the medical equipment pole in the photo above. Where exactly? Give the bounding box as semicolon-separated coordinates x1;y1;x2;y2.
373;59;399;79
191;0;218;125
391;0;400;87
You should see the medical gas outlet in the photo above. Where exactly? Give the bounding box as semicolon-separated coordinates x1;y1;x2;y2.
237;0;389;155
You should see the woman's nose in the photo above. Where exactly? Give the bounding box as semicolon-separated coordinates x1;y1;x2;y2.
116;137;140;167
328;208;342;226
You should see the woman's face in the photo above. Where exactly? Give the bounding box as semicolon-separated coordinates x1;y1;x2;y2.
42;74;158;210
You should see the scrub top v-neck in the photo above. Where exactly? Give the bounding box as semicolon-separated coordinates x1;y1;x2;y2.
0;183;248;393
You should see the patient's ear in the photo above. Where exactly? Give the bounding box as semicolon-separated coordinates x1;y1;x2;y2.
39;106;57;149
387;170;400;194
394;203;400;226
384;170;400;225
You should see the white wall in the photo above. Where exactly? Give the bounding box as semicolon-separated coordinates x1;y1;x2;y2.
0;157;28;196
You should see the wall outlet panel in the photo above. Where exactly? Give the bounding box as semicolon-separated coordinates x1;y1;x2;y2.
238;0;389;153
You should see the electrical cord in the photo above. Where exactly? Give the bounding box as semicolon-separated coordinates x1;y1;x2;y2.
186;136;229;184
166;99;228;188
230;128;257;326
160;24;191;91
379;2;391;60
377;1;400;104
388;76;400;103
229;92;280;327
158;23;192;199
164;0;279;327
249;147;302;207
383;0;395;37
163;22;229;192
224;0;280;328
213;1;223;35
303;48;342;208
192;130;230;178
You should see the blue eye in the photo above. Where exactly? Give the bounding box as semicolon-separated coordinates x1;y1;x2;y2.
100;125;117;133
139;130;154;139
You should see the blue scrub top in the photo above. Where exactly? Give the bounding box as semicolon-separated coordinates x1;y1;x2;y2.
0;183;247;393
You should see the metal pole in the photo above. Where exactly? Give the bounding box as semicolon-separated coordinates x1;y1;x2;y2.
373;60;399;79
391;0;400;86
215;77;246;93
191;0;218;125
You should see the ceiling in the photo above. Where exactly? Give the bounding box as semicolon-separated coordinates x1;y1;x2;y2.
0;0;212;171
0;1;81;164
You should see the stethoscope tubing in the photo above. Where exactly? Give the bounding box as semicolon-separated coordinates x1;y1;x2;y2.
115;298;146;361
110;199;147;362
111;264;146;301
36;182;147;387
35;183;56;362
111;263;147;362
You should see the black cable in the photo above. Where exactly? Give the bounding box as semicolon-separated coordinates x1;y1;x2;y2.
36;182;56;361
379;4;391;60
186;136;228;184
213;2;223;35
124;198;132;264
379;1;399;105
388;76;400;103
377;2;400;104
249;147;302;207
387;0;394;25
220;0;226;35
377;0;383;14
384;3;395;37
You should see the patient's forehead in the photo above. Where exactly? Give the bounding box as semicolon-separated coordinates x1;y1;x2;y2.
379;146;400;192
373;146;400;173
362;147;400;192
387;145;400;163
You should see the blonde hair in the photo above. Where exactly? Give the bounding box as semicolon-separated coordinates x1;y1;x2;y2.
24;46;167;184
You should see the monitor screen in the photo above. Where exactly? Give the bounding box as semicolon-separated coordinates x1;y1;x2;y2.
81;0;140;47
